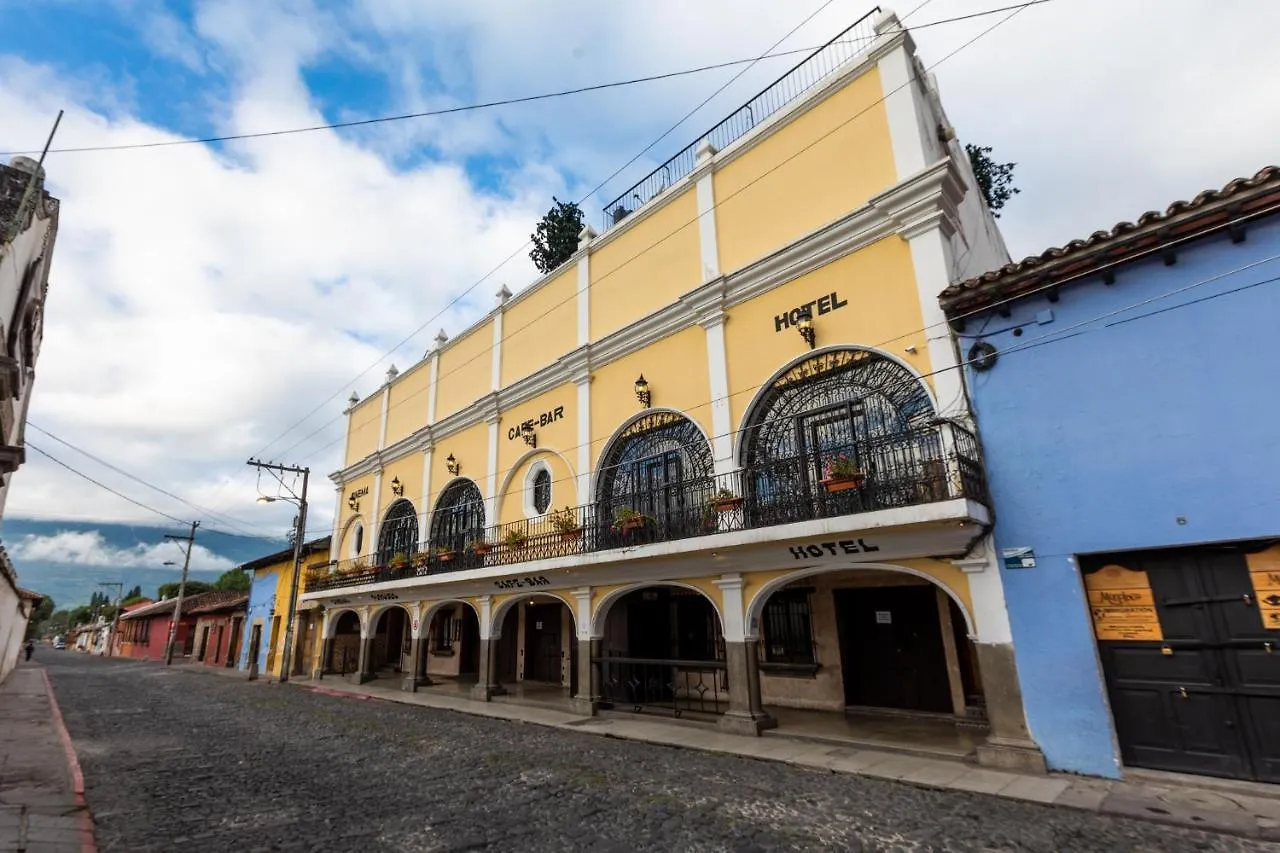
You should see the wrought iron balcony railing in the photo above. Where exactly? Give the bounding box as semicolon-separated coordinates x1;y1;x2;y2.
599;7;881;231
306;421;986;593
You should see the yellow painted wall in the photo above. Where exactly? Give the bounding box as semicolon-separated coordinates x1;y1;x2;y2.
336;474;375;559
588;326;712;465
379;451;424;525
430;422;489;506
723;236;930;436
501;268;577;387
434;319;494;422
497;450;578;524
344;396;382;467
714;66;896;275
589;188;701;341
384;362;430;450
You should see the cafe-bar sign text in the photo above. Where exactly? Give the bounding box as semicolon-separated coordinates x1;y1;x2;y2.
507;406;566;441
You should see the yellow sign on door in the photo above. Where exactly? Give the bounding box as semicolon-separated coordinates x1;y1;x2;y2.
1085;564;1163;641
1246;546;1280;631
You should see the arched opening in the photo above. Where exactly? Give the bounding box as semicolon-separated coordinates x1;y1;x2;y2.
367;606;412;679
378;499;418;567
492;595;578;702
430;479;485;560
750;568;986;750
597;585;728;717
594;411;715;543
421;602;481;687
739;348;950;524
327;610;361;675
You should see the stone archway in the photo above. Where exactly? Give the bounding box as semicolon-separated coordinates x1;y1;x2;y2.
490;593;577;696
366;604;414;680
419;600;482;687
325;610;361;676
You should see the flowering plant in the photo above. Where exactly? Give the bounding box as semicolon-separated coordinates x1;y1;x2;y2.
823;453;861;479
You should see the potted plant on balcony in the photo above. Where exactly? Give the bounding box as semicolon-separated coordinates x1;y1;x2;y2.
502;528;529;550
548;506;582;541
411;550;430;570
820;453;865;493
612;507;653;534
429;545;456;563
468;538;492;557
388;551;409;571
708;488;743;514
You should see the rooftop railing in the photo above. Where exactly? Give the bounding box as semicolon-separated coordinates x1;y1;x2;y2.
600;7;881;231
306;420;986;594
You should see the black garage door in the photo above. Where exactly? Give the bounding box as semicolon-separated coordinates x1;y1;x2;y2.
1085;546;1280;783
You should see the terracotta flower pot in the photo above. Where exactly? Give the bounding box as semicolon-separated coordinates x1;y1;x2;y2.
559;529;583;542
710;496;744;513
821;473;865;493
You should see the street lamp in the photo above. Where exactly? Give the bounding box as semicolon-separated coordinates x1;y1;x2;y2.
249;461;310;684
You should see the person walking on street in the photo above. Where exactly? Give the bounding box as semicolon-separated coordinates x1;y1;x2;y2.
24;639;34;661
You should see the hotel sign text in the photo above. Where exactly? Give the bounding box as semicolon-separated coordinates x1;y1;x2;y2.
774;291;848;332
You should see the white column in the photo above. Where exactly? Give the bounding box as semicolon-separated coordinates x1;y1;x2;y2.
492;286;509;392
485;415;500;526
713;574;747;643
575;374;591;504
874;12;934;182
904;224;967;418
576;227;596;347
692;140;720;283
953;538;1014;644
419;447;433;545
475;595;494;640
329;485;343;562
571;587;594;640
367;470;384;556
703;315;733;476
377;384;390;452
427;330;446;425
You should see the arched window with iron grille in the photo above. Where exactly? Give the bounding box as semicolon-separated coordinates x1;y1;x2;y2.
430;479;486;554
595;412;714;536
378;499;418;566
531;467;552;515
741;349;939;520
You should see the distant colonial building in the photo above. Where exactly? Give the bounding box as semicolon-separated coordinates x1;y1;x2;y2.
940;166;1280;783
299;10;1042;771
0;154;59;682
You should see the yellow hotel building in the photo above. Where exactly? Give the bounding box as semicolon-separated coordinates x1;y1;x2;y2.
298;10;1045;772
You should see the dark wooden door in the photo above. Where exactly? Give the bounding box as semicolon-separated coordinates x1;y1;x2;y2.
834;586;951;712
459;609;480;677
524;604;563;683
1090;550;1280;782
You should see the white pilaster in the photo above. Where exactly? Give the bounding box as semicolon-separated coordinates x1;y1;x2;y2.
692;140;721;283
874;12;935;182
427;330;446;425
330;485;343;562
713;574;747;643
476;595;494;640
952;535;1014;644
491;286;509;392
571;587;594;640
575;374;591;504
904;224;967;417
576;226;596;347
368;470;384;556
703;316;733;475
419;447;433;545
377;385;390;452
485;415;500;525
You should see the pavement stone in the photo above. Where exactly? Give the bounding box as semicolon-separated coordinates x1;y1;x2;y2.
41;653;1280;852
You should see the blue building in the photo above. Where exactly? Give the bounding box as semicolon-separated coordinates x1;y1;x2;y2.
939;166;1280;783
236;536;331;679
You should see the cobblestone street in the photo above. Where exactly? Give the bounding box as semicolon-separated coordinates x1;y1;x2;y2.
43;654;1277;852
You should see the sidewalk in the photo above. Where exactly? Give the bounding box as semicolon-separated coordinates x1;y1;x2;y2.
258;672;1280;841
0;665;95;853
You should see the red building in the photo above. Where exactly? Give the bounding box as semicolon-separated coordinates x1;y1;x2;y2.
116;591;246;662
189;592;247;669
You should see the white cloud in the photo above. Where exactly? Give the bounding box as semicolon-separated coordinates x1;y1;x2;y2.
1;0;1278;535
10;530;236;571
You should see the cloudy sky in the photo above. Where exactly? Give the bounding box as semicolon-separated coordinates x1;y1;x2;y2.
0;0;1277;575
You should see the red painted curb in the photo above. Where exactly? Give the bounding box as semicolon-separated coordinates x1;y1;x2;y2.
41;668;98;853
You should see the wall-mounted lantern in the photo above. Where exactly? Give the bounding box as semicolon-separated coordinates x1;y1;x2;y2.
390;476;404;497
634;374;651;408
520;423;537;448
797;306;816;349
445;454;460;476
347;497;360;513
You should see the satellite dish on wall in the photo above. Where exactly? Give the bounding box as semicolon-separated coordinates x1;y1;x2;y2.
968;341;998;371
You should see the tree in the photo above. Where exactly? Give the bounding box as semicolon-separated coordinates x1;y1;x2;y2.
965;143;1020;218
213;568;250;593
529;197;584;275
125;584;142;600
157;580;213;600
25;595;54;640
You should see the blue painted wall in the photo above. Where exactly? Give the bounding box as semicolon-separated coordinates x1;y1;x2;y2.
963;215;1280;777
239;568;278;672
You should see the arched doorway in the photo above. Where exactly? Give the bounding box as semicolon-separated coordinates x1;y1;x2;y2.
368;606;412;679
421;602;481;685
749;568;986;744
327;610;361;675
596;585;728;717
378;499;418;567
740;348;946;523
430;479;485;564
493;595;577;698
595;412;715;542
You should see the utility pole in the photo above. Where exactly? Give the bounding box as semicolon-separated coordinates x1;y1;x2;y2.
99;581;123;657
248;459;309;683
163;521;200;665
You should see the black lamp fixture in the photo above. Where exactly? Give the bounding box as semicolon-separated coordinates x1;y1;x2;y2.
347;496;360;512
634;374;651;408
445;454;460;476
520;422;537;448
390;476;404;497
797;306;816;349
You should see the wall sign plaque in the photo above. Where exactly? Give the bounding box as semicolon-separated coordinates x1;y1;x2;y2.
1247;547;1280;631
1085;564;1163;641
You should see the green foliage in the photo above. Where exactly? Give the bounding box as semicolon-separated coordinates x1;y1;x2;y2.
25;595;54;640
157;579;214;600
529;197;584;274
965;143;1020;218
213;568;251;592
125;584;143;600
